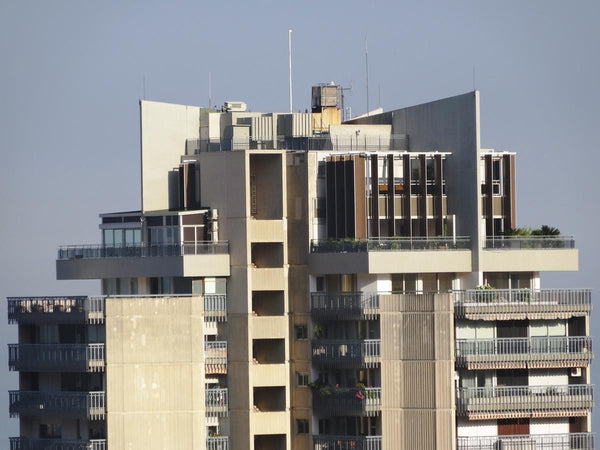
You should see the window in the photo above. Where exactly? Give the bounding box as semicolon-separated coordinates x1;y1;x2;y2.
296;372;309;387
294;325;308;340
296;419;309;434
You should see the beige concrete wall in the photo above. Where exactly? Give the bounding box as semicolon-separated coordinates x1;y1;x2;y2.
105;296;205;450
379;293;455;450
140;100;201;212
480;249;579;272
308;250;472;275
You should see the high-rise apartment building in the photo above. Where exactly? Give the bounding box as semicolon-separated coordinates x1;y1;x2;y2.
7;87;593;450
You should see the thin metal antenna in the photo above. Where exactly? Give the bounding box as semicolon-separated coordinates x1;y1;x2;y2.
208;72;212;108
288;29;293;113
365;34;369;116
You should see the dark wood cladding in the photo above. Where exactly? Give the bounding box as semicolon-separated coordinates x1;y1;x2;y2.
335;159;346;237
370;154;379;237
419;155;427;237
354;156;367;239
387;154;394;237
178;162;200;210
326;161;337;238
344;160;355;238
484;154;494;236
403;154;411;236
504;155;516;230
434;155;443;236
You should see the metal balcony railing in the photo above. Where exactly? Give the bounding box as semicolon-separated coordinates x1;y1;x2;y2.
311;237;470;253
484;236;575;249
206;436;229;450
456;384;594;419
57;241;229;260
455;336;593;369
188;134;409;153
312;388;381;417
456;432;595;450
7;296;105;324
313;435;382;450
204;294;227;322
312;339;381;368
206;388;228;417
311;292;380;320
8;343;105;372
9;391;106;420
205;341;227;375
454;289;592;319
9;437;107;450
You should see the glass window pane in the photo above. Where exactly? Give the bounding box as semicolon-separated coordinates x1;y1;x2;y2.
114;230;123;247
104;230;114;247
125;229;134;246
133;229;141;245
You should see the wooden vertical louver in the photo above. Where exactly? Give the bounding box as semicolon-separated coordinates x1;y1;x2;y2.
503;155;516;230
354;155;367;239
434;155;444;236
370;154;379;237
403;154;412;237
419;155;427;237
484;154;494;236
387;154;395;237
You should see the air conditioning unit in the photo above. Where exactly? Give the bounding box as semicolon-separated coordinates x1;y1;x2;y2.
570;367;582;377
223;101;247;112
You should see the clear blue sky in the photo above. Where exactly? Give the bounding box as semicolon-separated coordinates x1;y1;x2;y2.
1;0;599;438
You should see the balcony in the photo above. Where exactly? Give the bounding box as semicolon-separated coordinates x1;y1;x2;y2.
204;294;227;322
309;237;471;274
7;297;104;324
454;289;592;320
314;435;382;450
481;236;578;272
312;340;381;368
311;292;380;320
457;432;595;450
455;336;593;369
206;436;229;450
312;387;381;417
56;242;230;279
456;385;594;420
9;391;106;420
9;437;107;450
8;344;105;372
206;388;228;417
205;341;227;375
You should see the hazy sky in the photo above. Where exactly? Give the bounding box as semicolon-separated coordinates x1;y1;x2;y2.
1;0;599;439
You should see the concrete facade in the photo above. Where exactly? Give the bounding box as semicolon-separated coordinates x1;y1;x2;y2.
7;88;591;450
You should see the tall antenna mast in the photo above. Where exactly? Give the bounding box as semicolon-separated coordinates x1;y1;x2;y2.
288;29;293;113
208;72;212;108
365;34;370;116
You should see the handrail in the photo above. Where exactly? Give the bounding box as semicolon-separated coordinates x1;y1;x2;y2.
311;237;470;253
57;241;229;259
455;288;591;306
455;336;592;357
484;235;575;249
457;432;594;450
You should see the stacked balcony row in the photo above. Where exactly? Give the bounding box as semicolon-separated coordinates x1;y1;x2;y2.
8;295;228;324
8;436;230;450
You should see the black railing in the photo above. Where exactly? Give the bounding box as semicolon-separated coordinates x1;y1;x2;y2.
9;437;106;450
312;388;381;417
311;237;470;253
9;391;105;419
312;340;381;368
57;242;229;260
8;344;105;372
7;296;105;324
311;292;380;320
313;435;382;450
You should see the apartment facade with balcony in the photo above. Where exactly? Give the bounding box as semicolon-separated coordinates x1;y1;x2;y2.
7;87;592;449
